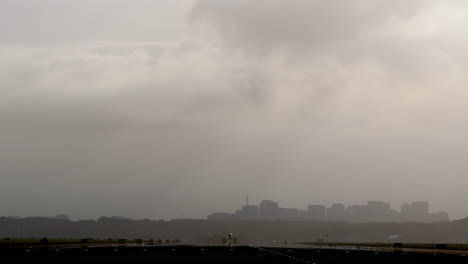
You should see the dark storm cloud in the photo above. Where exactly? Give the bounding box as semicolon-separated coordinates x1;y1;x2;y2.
1;0;468;220
189;0;426;54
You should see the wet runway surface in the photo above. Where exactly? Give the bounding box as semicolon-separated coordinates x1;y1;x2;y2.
1;245;467;263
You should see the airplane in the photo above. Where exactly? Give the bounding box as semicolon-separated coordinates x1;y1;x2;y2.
209;233;238;247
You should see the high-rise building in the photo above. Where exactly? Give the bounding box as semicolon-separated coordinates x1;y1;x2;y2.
410;201;430;222
307;205;326;220
401;203;411;214
259;200;279;220
412;201;429;215
207;199;449;223
367;201;392;222
235;205;259;220
326;203;347;221
347;205;369;222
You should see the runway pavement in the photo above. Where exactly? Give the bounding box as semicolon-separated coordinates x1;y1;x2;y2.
2;243;468;263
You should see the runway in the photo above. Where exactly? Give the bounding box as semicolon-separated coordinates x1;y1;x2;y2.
2;243;468;263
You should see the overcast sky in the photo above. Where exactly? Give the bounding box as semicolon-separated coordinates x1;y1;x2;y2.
1;0;468;220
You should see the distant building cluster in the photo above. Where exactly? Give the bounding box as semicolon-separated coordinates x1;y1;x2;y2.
20;214;71;220
207;200;449;223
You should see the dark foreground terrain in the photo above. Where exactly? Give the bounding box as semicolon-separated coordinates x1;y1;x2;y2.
1;245;467;264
